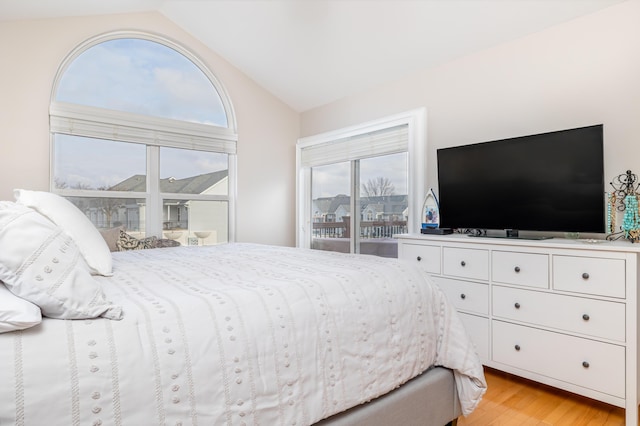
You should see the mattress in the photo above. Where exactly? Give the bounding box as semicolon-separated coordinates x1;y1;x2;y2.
0;243;485;425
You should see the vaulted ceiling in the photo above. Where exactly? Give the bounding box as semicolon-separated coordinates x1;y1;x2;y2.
0;0;627;112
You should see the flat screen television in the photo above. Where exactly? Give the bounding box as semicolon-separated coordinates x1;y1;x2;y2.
436;124;604;236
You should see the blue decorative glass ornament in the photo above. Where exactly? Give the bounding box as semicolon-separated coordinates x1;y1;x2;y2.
422;188;440;229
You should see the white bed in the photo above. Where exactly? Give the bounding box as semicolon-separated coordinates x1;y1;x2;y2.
0;188;485;426
0;240;485;425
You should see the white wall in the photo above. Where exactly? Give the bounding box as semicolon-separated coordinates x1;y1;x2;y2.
0;12;299;246
300;1;640;195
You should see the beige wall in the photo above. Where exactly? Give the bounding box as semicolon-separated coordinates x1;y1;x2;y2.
301;1;640;195
0;12;299;246
2;3;638;247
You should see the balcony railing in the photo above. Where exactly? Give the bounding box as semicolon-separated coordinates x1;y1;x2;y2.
312;217;407;239
311;217;407;258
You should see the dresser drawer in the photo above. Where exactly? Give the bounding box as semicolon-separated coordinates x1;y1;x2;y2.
458;313;489;361
443;247;489;281
492;251;549;289
492;286;625;342
400;243;441;274
553;255;626;299
492;321;625;398
432;276;489;315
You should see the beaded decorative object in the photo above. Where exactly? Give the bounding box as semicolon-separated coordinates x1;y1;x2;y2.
623;194;640;241
608;170;640;242
607;192;615;234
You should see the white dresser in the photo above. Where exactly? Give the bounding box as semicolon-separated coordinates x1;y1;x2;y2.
396;233;640;425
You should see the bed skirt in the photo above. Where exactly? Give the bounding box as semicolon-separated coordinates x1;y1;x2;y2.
316;366;460;426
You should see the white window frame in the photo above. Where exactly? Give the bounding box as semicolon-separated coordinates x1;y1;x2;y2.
296;108;427;249
49;31;238;241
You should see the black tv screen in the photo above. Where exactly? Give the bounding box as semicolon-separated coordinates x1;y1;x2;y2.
436;124;605;234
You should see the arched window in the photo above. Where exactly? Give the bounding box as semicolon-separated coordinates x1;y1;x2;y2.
50;32;237;245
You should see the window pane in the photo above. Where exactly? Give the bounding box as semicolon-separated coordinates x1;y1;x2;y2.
160;147;228;195
56;38;227;127
358;153;408;258
162;199;228;246
53;134;146;191
66;196;145;232
311;162;350;253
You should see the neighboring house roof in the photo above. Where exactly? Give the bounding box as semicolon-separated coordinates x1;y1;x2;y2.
334;204;350;215
314;194;351;216
315;194;408;217
109;175;146;192
369;195;410;216
363;203;385;214
109;170;228;193
328;194;351;214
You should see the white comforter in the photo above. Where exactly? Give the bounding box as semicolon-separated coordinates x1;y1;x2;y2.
0;243;485;425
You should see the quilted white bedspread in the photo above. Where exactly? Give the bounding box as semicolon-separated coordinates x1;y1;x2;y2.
0;243;485;425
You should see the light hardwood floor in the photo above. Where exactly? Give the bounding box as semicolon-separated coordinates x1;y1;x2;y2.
458;367;627;426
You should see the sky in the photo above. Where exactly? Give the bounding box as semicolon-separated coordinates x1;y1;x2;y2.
57;38;227;125
312;152;408;199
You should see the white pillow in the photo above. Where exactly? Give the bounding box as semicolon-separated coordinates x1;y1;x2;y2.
14;189;113;276
0;201;122;320
0;283;42;333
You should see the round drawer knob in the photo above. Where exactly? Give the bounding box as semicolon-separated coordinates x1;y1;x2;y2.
582;361;590;369
582;314;590;321
514;345;521;351
582;272;590;280
514;302;521;309
416;256;422;262
460;261;466;267
460;293;466;300
514;266;521;273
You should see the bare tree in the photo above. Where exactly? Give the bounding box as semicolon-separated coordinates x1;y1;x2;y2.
54;177;68;189
361;177;396;197
96;186;124;228
71;182;93;190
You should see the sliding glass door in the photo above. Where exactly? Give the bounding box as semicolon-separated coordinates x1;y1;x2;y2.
310;153;408;257
297;109;426;258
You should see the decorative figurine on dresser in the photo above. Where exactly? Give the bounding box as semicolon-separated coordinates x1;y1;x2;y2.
608;169;640;242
